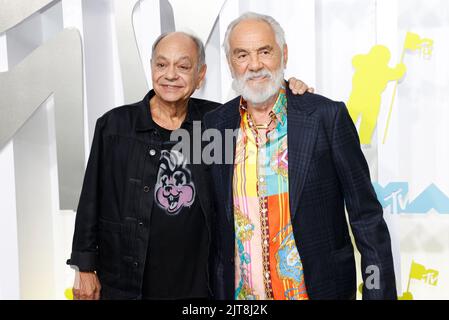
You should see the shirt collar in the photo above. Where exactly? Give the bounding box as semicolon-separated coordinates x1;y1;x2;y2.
136;90;198;132
239;86;287;128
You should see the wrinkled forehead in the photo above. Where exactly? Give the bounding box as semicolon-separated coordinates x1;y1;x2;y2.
230;19;279;50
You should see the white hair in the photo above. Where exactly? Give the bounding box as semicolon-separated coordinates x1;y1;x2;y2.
223;12;286;58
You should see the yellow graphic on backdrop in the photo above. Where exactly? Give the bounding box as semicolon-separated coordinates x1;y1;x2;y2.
409;261;439;286
348;32;434;145
399;260;439;300
348;46;406;145
383;32;434;144
359;260;439;300
64;287;74;300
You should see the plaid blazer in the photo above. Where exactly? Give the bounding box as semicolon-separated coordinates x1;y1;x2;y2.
204;87;397;300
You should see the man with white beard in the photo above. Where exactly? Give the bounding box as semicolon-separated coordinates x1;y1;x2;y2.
204;12;396;300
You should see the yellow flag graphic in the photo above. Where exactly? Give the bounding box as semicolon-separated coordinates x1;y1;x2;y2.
410;261;427;280
404;32;434;57
410;261;439;286
382;32;434;144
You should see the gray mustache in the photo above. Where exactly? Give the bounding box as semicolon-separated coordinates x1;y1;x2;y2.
244;70;272;81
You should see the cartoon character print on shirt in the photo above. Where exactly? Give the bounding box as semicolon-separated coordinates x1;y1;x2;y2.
155;150;195;215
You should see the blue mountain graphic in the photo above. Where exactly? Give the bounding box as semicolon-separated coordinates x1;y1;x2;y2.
373;183;449;214
406;184;449;214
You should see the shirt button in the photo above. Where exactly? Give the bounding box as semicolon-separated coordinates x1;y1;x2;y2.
133;262;139;267
138;221;144;227
264;240;268;246
143;186;150;193
149;149;156;156
265;272;270;279
259;177;265;183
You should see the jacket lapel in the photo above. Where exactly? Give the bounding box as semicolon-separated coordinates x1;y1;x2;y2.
218;102;241;224
287;93;319;222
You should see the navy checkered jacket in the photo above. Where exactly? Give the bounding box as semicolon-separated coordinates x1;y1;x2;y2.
204;87;397;300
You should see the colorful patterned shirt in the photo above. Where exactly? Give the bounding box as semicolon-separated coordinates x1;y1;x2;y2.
233;88;309;300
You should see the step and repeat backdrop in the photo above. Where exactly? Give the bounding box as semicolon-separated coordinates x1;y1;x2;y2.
1;0;448;299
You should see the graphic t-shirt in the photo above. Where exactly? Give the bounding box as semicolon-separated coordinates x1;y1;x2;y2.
142;120;208;299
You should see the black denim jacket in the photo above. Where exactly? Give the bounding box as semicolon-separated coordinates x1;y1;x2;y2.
67;90;220;299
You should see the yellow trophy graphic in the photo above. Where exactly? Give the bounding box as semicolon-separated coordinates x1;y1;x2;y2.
347;32;434;145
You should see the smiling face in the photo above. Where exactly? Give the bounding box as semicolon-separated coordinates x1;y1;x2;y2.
228;19;288;105
151;33;206;104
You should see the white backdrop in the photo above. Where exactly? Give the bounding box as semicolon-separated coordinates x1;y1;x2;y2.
1;0;448;300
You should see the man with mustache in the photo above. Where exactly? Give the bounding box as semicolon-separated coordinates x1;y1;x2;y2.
67;31;311;300
204;12;397;300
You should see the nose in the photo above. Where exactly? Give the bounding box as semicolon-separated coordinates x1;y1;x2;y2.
248;52;263;72
165;65;179;81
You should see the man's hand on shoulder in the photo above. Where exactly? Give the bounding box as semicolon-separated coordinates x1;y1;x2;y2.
288;77;315;95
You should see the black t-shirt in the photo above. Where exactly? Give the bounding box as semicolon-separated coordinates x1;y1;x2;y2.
142;120;209;299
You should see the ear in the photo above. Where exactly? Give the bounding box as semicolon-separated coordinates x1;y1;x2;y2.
283;44;289;68
197;64;208;89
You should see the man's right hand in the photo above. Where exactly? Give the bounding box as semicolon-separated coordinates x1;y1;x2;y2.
73;271;101;300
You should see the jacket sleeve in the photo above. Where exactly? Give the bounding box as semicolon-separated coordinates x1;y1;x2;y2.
331;102;397;300
67;116;106;272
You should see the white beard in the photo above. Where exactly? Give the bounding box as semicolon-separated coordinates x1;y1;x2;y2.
232;65;285;106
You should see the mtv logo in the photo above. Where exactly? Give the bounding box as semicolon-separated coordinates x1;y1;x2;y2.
423;271;439;286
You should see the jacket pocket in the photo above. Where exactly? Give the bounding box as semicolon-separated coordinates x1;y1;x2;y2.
98;218;122;276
